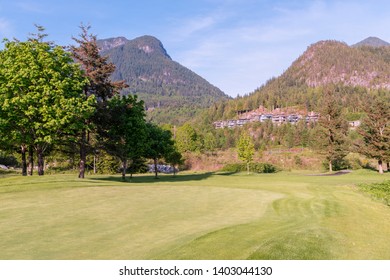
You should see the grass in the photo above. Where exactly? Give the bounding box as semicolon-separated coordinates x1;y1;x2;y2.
358;180;390;206
0;170;389;259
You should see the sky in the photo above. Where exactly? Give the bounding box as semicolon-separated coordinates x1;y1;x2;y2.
1;0;390;97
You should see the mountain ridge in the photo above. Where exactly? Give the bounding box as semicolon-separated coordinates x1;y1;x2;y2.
97;35;229;124
199;37;390;123
352;36;390;48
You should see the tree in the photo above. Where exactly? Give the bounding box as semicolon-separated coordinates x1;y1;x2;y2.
315;87;349;172
71;24;127;178
237;131;255;174
175;123;200;153
165;149;183;176
0;26;95;175
144;123;175;178
100;95;146;180
356;96;390;174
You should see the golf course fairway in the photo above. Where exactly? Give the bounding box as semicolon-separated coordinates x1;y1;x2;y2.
0;170;389;259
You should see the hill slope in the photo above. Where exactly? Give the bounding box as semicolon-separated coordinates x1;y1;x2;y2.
285;40;390;89
200;38;390;123
97;36;229;124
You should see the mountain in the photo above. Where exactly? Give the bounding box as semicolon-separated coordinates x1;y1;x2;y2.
352;36;390;48
97;35;229;124
97;37;129;52
200;39;390;123
284;40;390;89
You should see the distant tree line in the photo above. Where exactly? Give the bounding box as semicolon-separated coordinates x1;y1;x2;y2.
0;25;181;179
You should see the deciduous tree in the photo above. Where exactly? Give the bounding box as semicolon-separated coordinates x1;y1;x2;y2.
144;123;175;178
237;131;255;174
0;26;95;175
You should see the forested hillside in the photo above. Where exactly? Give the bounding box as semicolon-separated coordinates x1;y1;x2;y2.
200;39;390;123
98;36;229;124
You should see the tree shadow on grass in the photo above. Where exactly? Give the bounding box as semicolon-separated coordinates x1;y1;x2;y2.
90;172;215;184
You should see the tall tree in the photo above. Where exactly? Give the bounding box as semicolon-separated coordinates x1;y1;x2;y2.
315;86;349;172
356;95;390;174
237;131;255;174
0;26;95;175
71;24;127;178
100;95;146;180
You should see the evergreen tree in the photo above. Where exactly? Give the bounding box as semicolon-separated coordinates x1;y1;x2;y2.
71;24;127;178
99;95;146;180
356;96;390;173
315;86;349;172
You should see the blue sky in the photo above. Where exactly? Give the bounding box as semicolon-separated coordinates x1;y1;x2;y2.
1;0;390;97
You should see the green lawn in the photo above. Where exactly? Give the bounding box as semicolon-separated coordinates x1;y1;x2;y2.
0;170;389;259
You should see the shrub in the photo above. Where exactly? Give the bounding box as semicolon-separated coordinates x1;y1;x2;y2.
221;163;277;173
359;181;390;206
0;152;19;167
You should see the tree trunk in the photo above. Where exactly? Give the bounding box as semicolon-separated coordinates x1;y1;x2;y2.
378;159;384;174
37;147;44;176
329;161;333;173
79;130;86;179
21;145;27;176
154;157;158;178
93;153;97;174
121;158;127;181
247;162;250;174
28;145;34;176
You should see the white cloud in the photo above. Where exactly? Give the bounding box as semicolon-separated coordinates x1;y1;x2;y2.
167;0;390;96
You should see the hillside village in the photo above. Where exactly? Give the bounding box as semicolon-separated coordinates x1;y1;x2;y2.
213;106;319;129
213;106;362;129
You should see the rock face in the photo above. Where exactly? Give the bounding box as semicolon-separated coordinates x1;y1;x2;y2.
97;37;128;52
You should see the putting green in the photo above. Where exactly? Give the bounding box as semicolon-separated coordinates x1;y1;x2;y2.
0;170;389;259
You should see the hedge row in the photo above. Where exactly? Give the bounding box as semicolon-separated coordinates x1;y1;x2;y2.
221;163;278;173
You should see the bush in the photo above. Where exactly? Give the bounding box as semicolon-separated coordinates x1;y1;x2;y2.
221;162;277;173
359;180;390;206
0;152;19;167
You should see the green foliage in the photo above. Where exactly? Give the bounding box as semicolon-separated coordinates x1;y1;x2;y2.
175;124;200;153
359;180;390;206
355;96;390;173
144;123;177;177
237;132;255;173
92;152;120;174
0;151;18;167
315;86;349;172
0;27;96;175
221;163;277;173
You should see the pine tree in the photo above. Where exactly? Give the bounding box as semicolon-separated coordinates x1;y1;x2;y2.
71;24;127;178
356;95;390;173
316;86;349;172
